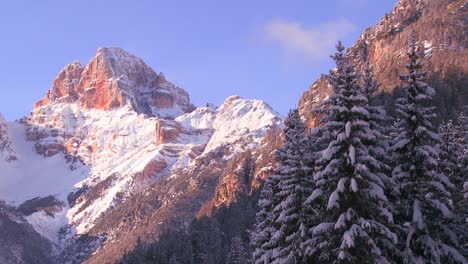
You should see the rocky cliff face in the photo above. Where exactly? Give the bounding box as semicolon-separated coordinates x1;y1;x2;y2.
299;0;468;126
0;48;283;263
35;47;194;118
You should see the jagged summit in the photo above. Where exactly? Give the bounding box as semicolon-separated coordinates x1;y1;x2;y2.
35;47;194;118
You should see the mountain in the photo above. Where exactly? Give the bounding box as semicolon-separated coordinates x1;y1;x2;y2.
0;48;283;263
34;47;194;118
2;0;466;263
299;0;467;127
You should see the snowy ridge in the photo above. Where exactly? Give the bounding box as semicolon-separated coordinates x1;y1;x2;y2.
0;121;87;204
203;95;282;154
177;95;283;155
28;103;212;234
0;93;282;243
175;106;217;130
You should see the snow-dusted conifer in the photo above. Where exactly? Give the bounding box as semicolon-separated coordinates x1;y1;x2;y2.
301;125;329;263
227;236;247;264
362;65;395;192
391;37;466;263
307;42;396;263
251;172;281;264
252;108;312;264
268;108;312;264
439;118;468;257
439;120;466;209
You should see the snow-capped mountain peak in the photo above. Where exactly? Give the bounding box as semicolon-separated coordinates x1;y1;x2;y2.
0;47;284;263
35;47;194;119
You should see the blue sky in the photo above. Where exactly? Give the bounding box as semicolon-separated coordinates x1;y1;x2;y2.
0;0;397;120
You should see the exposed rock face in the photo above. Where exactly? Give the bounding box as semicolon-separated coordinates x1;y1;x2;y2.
35;47;194;118
0;113;17;162
298;76;332;128
155;120;182;144
36;62;84;106
299;0;468;126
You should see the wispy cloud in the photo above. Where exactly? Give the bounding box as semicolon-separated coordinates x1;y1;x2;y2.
264;18;355;61
339;0;369;5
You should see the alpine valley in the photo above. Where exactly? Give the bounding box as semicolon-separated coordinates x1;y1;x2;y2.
0;0;466;263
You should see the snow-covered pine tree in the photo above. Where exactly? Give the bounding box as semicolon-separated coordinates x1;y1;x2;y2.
307;42;396;264
438;118;468;257
302;124;329;263
227;236;248;264
252;108;312;264
362;65;395;194
251;171;281;264
362;65;399;259
391;37;467;263
268;108;312;264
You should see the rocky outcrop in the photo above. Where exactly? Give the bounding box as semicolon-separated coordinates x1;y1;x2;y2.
0;113;17;162
35;47;195;118
298;76;332;128
299;0;468;126
35;62;84;106
155;120;182;144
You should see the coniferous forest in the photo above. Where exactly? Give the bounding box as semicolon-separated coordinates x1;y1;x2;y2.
121;39;467;264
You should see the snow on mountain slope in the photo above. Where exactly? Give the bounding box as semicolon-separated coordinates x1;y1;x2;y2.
209;95;282;151
0;113;17;162
0;121;88;205
177;95;283;154
27;102;213;234
175;106;217;130
25;207;69;244
20;94;281;237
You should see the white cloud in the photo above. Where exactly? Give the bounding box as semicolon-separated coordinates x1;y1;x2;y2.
264;18;355;60
339;0;368;5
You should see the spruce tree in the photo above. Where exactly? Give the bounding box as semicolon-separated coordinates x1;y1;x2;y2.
438;119;468;258
227;236;247;264
302;124;328;262
307;42;396;263
391;38;466;263
270;108;312;264
439;120;466;212
362;65;395;194
251;172;281;264
252;108;311;264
